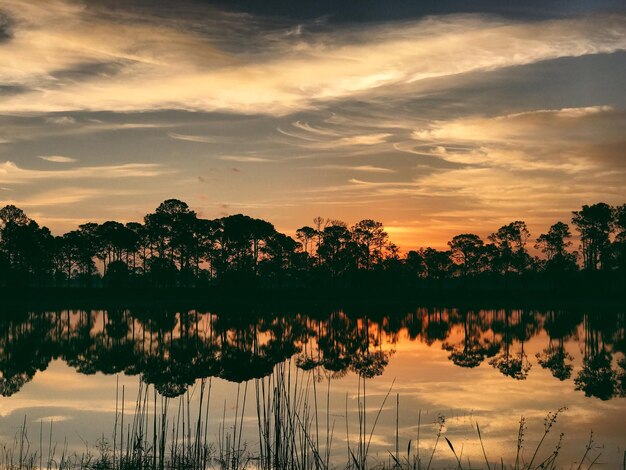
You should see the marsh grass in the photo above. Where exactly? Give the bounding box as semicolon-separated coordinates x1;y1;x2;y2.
0;367;606;470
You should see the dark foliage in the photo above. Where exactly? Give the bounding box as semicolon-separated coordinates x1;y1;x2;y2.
0;308;623;401
0;199;625;290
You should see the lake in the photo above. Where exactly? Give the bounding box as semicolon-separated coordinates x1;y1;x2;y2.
0;307;624;468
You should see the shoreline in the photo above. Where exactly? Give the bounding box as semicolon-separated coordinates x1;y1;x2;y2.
2;286;624;310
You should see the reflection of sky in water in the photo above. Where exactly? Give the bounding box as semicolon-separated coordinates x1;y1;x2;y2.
0;309;624;467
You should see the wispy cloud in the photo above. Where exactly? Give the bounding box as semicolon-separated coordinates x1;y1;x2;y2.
3;187;146;207
311;164;395;173
4;188;103;207
410;106;625;172
218;156;272;162
45;116;76;125
283;103;626;234
38;155;78;163
278;125;393;149
168;132;224;143
0;119;175;144
0;0;623;115
0;161;170;183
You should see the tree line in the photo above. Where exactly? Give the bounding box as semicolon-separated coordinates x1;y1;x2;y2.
0;199;625;289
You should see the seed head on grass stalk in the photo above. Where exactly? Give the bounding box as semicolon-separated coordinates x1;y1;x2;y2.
526;407;567;470
426;414;446;470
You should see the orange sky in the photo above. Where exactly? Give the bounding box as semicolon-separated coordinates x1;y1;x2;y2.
0;1;625;251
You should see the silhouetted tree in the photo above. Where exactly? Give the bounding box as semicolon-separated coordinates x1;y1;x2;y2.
420;247;452;281
352;219;388;270
489;221;531;276
612;204;626;273
216;214;275;276
448;233;484;277
0;205;54;287
572;203;614;270
404;250;426;279
295;225;317;264
318;222;357;276
260;232;299;279
535;222;578;275
104;260;130;288
1;199;625;290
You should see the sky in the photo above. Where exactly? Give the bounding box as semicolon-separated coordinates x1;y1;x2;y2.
0;0;625;250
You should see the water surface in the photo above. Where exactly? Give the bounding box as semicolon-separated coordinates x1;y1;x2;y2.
0;307;624;467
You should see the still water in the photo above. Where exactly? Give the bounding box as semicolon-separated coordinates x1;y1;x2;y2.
0;307;624;468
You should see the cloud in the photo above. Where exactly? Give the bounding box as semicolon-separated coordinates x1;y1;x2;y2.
33;415;72;423
0;0;624;115
38;155;78;163
0;119;175;144
278;124;393;149
410;106;626;172
337;134;391;146
285;104;626;231
219;156;272;162
311;164;395;173
3;187;146;207
411;106;620;145
169;132;223;143
0;161;170;184
45;116;76;125
4;188;102;207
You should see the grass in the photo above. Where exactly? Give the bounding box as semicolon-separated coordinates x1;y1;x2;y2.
0;365;608;470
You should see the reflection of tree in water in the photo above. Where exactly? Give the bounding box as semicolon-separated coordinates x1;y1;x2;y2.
536;341;573;381
575;350;617;401
349;316;390;378
617;358;626;397
543;310;581;343
404;310;424;340
258;316;304;372
489;347;531;380
488;310;534;380
442;310;495;368
0;308;624;399
574;313;623;400
65;310;97;374
423;310;450;346
0;313;55;396
218;316;280;383
316;312;353;378
351;350;388;378
536;310;577;381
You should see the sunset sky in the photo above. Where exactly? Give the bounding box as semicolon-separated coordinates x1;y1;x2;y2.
1;0;625;250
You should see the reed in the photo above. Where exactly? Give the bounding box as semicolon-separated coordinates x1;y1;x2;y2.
0;367;604;470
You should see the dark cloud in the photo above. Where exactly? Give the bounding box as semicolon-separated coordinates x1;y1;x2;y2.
171;0;625;22
0;12;13;42
0;84;26;96
50;62;128;83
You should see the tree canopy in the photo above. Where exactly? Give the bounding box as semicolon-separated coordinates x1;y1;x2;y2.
0;199;625;290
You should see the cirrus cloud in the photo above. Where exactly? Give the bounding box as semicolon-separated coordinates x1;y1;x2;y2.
0;0;624;115
38;155;78;163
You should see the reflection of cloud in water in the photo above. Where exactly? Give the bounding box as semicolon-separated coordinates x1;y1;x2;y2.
0;308;624;466
34;415;73;423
